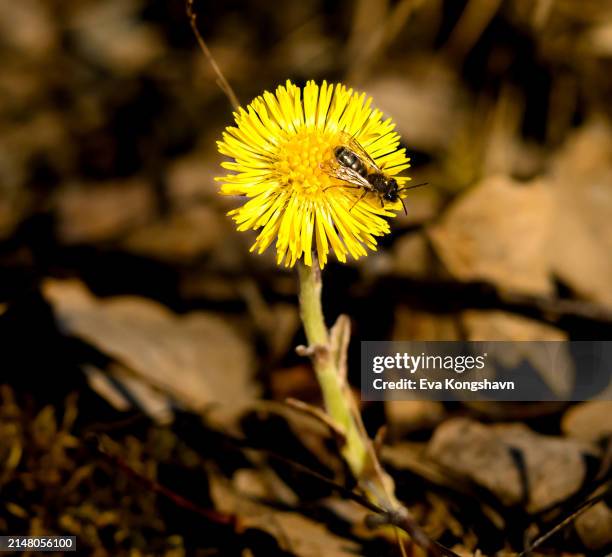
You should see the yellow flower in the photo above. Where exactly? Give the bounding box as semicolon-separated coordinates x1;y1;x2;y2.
216;80;411;268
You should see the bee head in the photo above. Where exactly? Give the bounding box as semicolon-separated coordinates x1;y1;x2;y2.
383;178;399;201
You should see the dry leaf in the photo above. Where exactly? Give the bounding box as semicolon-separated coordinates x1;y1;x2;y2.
393;307;461;341
84;364;173;424
561;401;612;443
427;418;523;507
462;310;566;342
363;62;464;153
574;501;612;550
493;423;593;513
462;310;573;398
69;0;163;73
392;232;432;277
385;401;446;439
166;153;222;208
428;418;593;512
122;206;225;263
396;188;443;227
55;179;156;244
0;0;57;57
548;121;612;307
209;471;362;557
43;279;258;410
428;175;554;295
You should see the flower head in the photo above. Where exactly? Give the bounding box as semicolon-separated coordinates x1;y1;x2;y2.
216;80;411;268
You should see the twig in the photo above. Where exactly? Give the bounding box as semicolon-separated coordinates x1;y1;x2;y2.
520;481;612;556
85;432;235;526
186;0;240;111
88;409;460;556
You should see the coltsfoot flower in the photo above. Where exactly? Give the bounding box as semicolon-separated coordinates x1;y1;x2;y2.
216;80;411;268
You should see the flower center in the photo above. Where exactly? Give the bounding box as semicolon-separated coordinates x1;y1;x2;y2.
275;129;337;195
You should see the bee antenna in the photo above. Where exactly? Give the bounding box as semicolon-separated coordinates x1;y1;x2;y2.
400;197;407;216
399;182;428;193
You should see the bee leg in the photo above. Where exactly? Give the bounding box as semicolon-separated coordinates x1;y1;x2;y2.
400;197;407;215
350;190;368;212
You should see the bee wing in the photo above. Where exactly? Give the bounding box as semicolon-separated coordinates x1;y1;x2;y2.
320;157;373;190
337;131;382;173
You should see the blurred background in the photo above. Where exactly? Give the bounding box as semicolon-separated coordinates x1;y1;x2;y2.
1;0;611;555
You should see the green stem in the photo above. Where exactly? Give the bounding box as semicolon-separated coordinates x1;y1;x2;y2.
297;261;367;477
297;262;328;346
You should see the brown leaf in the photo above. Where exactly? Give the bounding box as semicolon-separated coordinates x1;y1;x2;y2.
84;364;174;424
461;310;572;397
427;418;593;512
392;232;432;277
383;441;475;496
42;279;258;410
548;121;612;307
166;153;221;207
0;0;57;57
385;401;446;439
493;423;593;513
122;206;225;263
55;179;156;244
363;62;465;153
574;501;612;550
269;364;319;402
562;401;612;443
209;470;362;557
427;418;523;507
396;188;443;227
393;307;461;341
68;0;164;73
462;310;566;342
428;175;554;295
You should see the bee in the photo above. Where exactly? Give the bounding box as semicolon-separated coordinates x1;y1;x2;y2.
322;132;424;214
